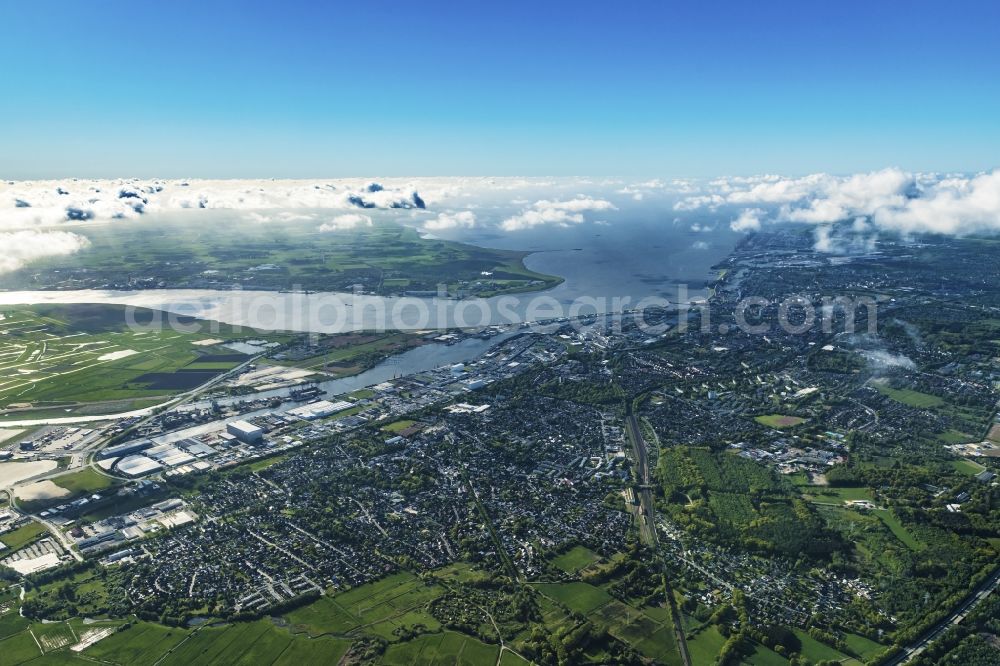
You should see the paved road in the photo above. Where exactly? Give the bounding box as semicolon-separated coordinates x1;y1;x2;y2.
887;566;1000;665
624;403;691;666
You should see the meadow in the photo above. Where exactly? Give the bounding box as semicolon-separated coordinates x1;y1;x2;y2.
0;520;49;551
754;414;807;429
52;468;116;495
550;544;601;574
63;620;352;666
801;485;874;505
285;571;443;638
533;580;682;665
380;630;499;665
870;380;945;408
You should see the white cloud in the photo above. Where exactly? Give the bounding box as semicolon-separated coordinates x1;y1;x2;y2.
813;226;836;253
680;168;1000;247
681;169;915;225
501;197;616;231
691;240;710;250
872;170;1000;234
730;208;764;232
777;169;913;224
614;184;653;200
423;210;477;231
0;230;90;274
674;194;726;211
318;214;372;232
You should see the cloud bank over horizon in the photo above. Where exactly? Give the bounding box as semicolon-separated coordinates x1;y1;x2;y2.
0;178;430;230
2;171;1000;274
0;178;434;273
674;168;1000;252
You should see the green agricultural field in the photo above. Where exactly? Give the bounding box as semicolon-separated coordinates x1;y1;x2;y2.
802;485;874;505
550;544;600;574
381;419;418;433
6;215;561;297
593;601;681;665
534;579;681;665
51;468;116;495
285;572;443;639
533;582;613;615
744;642;791;665
157;621;283;666
843;632;885;659
272;635;351;665
0;629;47;664
499;650;532;665
245;453;290;472
380;630;499;665
85;623;207;664
0;520;49;551
949;458;985;476
870;381;945;408
0;304;282;415
429;561;489;585
791;629;851;663
81;619;353;666
937;429;974;444
686;625;727;664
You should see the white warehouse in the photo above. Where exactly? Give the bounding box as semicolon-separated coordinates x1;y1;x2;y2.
226;420;264;444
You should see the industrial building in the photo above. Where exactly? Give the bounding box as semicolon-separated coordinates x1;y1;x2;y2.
98;439;152;460
227;420;264;444
116;455;164;477
145;443;196;468
286;399;353;421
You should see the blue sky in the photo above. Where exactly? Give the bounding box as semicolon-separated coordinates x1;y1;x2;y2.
2;1;999;178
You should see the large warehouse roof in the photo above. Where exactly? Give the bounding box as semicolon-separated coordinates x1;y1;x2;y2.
116;455;163;477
